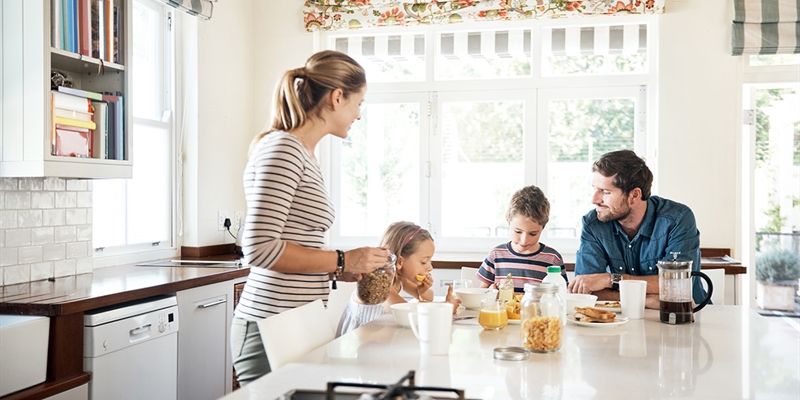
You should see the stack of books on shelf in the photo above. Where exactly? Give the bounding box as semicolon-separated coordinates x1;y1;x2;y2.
51;0;120;63
52;86;124;160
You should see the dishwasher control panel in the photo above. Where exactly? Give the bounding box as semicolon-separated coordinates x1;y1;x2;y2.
84;296;180;357
157;308;177;333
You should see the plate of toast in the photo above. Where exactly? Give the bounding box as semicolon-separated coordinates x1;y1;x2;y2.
594;301;622;313
569;306;628;327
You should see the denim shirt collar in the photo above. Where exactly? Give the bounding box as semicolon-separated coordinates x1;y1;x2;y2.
611;197;658;241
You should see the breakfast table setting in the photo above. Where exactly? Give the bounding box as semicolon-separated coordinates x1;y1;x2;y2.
218;288;800;400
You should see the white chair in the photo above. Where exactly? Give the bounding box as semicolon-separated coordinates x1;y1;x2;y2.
461;266;483;287
256;299;334;370
326;281;357;332
701;268;725;305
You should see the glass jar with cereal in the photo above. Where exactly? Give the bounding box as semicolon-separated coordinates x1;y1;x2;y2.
520;282;562;353
356;253;397;305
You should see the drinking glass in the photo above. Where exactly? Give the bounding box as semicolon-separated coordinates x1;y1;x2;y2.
478;299;509;330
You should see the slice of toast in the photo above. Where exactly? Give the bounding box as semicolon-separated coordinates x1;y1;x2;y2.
574;306;617;320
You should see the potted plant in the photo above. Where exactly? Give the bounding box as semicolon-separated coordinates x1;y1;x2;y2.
755;249;800;311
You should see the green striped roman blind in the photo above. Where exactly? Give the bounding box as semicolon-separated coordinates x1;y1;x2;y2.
733;0;800;55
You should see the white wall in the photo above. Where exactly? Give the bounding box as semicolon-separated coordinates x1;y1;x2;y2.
182;0;747;258
181;0;257;246
657;0;741;256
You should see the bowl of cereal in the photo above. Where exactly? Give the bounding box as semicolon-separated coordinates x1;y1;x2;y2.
455;288;498;310
390;302;417;328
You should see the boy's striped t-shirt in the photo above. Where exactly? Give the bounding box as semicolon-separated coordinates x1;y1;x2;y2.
477;242;566;292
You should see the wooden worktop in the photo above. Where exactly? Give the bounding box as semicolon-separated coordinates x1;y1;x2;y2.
0;256;248;400
0;263;248;316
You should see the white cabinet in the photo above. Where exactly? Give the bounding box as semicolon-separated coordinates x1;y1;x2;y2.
0;0;132;178
176;278;244;400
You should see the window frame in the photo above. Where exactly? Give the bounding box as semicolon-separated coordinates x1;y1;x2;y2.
740;56;800;308
321;17;658;260
92;0;178;266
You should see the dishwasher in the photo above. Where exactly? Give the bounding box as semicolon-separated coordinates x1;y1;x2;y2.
84;295;180;400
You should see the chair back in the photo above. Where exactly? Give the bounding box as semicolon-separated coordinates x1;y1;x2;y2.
461;266;483;287
256;299;333;370
326;281;357;332
701;268;725;305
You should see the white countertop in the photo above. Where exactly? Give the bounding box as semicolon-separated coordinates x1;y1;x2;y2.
220;306;800;399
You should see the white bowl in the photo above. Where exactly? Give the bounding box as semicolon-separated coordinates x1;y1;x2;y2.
564;293;598;314
390;303;417;328
455;288;498;310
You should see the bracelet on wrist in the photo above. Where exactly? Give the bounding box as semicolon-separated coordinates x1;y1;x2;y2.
332;250;345;290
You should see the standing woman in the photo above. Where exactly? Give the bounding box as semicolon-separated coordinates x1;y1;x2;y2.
231;50;390;386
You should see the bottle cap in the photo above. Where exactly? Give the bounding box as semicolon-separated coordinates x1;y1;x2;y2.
547;266;561;273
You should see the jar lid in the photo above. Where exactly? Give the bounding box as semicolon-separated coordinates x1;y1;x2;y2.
524;282;558;293
494;347;530;361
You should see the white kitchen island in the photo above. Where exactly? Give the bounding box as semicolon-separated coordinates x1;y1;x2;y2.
220;305;799;399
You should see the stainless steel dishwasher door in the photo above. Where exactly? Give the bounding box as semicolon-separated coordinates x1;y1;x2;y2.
84;296;180;400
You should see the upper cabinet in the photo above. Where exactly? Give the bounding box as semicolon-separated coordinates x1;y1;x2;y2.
0;0;132;178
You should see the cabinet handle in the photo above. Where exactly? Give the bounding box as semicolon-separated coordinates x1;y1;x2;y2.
198;299;227;308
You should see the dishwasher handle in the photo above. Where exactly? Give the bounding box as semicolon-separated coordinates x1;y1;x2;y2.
197;298;227;309
129;323;152;342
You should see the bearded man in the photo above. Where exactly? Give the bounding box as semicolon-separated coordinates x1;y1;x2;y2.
567;150;708;309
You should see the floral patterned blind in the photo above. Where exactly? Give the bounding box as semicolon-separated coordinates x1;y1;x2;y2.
303;1;666;32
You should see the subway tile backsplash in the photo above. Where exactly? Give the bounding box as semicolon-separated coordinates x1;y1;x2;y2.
0;177;92;286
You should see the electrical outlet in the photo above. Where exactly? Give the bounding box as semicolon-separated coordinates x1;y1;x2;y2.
234;211;244;233
218;211;230;231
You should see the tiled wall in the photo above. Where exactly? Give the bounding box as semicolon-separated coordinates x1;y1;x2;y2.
0;177;93;286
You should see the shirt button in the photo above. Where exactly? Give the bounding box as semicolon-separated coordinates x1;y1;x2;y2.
628;244;632;248
649;266;653;270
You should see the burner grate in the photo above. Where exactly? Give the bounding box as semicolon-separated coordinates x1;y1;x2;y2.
279;371;466;400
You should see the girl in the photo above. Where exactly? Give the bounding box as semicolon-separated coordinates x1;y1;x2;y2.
336;222;461;337
231;51;390;386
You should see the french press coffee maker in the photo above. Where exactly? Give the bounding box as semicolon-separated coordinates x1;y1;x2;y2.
657;252;713;324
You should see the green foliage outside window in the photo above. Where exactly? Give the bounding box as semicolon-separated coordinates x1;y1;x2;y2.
549;99;635;162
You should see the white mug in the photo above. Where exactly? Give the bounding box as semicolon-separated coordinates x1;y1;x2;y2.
408;303;453;356
620;280;647;320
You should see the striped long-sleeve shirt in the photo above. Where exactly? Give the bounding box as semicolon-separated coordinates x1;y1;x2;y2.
234;132;335;321
476;242;566;293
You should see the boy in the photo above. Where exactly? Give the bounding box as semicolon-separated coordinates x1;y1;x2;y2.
476;185;566;292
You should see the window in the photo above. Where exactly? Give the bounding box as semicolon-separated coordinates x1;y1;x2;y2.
93;0;175;260
742;51;800;313
324;19;656;257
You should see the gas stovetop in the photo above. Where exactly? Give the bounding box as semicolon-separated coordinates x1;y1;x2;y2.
277;371;469;400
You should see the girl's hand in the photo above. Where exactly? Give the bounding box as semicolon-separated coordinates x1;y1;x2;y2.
445;284;462;315
417;274;433;294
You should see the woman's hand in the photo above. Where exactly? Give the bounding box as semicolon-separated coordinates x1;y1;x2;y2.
344;247;392;275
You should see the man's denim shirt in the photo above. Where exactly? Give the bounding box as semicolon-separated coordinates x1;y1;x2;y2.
575;196;709;305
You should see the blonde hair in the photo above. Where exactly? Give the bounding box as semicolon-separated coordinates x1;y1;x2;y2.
379;222;433;291
250;50;366;152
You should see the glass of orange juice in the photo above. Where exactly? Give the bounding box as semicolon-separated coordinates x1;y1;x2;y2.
478;299;509;330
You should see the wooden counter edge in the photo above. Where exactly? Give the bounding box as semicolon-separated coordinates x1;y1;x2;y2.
0;373;90;400
432;261;746;275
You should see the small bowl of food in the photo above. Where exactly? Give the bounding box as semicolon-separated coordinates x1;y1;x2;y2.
390;303;418;328
455;288;498;310
564;293;598;314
